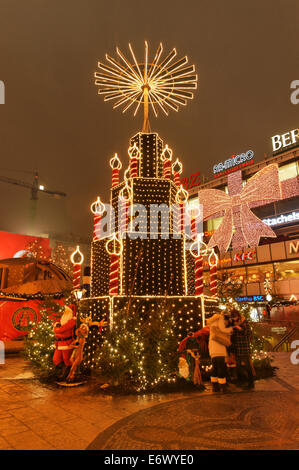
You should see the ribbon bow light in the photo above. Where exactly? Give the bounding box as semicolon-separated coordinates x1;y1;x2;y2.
198;164;282;252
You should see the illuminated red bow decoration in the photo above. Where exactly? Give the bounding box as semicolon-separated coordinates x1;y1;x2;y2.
198;164;281;252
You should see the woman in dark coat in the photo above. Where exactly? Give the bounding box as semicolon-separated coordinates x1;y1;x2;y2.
230;309;255;389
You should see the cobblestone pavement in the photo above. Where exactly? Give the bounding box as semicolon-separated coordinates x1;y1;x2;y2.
0;352;298;450
87;391;299;450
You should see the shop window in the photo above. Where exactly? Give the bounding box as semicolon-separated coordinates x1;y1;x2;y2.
246;264;274;283
251;203;275;219
207;216;223;232
276;198;299;214
274;260;299;281
279;162;299;181
218;267;246;285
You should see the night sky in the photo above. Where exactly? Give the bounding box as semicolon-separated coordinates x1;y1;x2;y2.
0;0;298;240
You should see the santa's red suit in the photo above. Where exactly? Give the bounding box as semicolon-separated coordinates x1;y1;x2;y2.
53;306;76;367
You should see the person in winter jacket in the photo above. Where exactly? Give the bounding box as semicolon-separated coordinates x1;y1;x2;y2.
230;309;255;389
206;312;233;392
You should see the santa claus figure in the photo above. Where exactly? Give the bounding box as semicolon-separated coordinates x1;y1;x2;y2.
53;305;76;368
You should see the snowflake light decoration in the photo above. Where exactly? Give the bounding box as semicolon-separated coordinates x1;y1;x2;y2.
94;41;198;131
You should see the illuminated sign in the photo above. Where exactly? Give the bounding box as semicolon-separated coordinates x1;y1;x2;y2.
233;250;255;262
235;295;265;302
180;171;201;190
271;128;298;152
213;150;254;178
263;210;299;227
289;241;299;254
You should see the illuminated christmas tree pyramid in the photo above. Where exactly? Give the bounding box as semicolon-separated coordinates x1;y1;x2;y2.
81;43;219;366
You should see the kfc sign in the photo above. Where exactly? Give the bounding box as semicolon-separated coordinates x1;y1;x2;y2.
271;128;298;153
233;250;256;262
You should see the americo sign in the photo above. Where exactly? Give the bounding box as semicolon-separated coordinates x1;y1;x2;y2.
213;150;254;178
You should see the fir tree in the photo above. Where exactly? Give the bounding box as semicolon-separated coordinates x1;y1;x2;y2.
23;299;65;381
94;298;178;391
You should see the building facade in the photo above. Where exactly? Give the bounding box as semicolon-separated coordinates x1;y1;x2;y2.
189;128;299;303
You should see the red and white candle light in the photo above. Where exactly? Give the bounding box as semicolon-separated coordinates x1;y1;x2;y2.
90;196;105;241
172;158;183;188
189;235;208;297
128;143;140;178
110;153;122;187
70;246;84;290
209;249;218;297
161;144;172;179
106;233;123;296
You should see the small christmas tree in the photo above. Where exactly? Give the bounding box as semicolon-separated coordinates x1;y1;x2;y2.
51;243;72;276
23;299;65;381
94;298;178;391
25;239;50;261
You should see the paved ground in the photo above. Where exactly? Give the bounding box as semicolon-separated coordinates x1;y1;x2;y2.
0;352;298;450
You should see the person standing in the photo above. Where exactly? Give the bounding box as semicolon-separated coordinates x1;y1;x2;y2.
206;312;233;392
230;309;255;389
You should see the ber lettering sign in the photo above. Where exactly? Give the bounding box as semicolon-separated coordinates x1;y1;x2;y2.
271;128;298;153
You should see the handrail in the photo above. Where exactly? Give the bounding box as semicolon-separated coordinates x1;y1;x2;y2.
272;327;298;351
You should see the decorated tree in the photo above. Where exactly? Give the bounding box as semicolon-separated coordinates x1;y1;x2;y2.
25;238;51;261
23;300;63;379
94;298;178;391
51;242;72;276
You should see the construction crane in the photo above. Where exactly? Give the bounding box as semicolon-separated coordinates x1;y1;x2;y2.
0;171;67;228
0;171;66;200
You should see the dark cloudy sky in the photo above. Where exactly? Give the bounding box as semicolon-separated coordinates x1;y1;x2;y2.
0;0;298;240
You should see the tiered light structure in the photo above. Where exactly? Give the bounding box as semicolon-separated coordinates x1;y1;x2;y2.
81;42;218;369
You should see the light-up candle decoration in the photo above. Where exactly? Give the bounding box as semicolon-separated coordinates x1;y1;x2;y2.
110;153;122;187
186;203;201;241
70;246;84;290
209;249;219;297
172;158;183;187
175;185;189;234
106;233;123;296
161;144;172;179
90;196;105;241
119;169;133;234
189;235;208;297
128;143;140;178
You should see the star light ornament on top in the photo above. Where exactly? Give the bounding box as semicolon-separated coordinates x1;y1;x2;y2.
94;42;198;132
